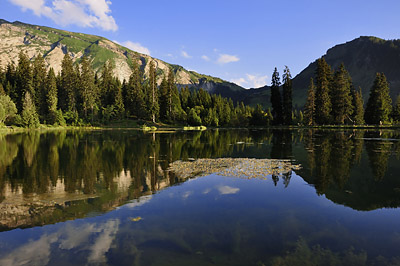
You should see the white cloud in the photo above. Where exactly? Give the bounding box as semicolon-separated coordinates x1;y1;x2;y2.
217;185;240;195
121;41;150;55
201;55;210;61
9;0;118;31
217;54;240;64
231;73;268;88
231;77;247;87
246;74;268;88
181;50;192;59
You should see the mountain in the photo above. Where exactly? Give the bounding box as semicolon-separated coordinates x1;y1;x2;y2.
0;19;245;101
2;19;400;109
250;36;400;109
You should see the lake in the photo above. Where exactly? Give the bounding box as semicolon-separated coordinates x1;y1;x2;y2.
0;129;399;265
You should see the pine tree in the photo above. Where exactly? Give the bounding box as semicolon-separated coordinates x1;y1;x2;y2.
159;76;169;121
270;67;283;125
60;53;77;112
113;80;125;119
16;51;34;112
352;87;365;124
331;63;353;124
282;66;292;125
79;56;97;119
126;63;146;119
21;91;40;128
45;68;58;123
100;60;114;106
315;58;332;124
304;78;316;126
365;73;392;124
148;61;159;123
32;54;47;120
180;86;190;111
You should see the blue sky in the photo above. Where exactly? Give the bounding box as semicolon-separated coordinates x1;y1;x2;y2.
1;0;400;88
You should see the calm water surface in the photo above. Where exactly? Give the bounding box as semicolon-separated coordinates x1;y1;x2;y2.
0;129;400;265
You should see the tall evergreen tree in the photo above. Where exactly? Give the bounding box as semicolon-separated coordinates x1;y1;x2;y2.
46;68;58;119
282;66;293;125
365;73;392;124
16;51;33;112
100;60;114;106
159;76;169;121
21;91;40;128
315;58;332;124
352;87;365;124
60;53;77;112
79;56;97;119
126;63;146;119
147;61;159;123
32;54;47;120
304;78;316;126
270;67;283;125
331;63;353;124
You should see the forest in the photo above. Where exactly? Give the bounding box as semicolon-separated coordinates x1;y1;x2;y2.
0;51;399;128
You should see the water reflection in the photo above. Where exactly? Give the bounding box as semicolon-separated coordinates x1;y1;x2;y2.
0;129;400;265
0;129;400;231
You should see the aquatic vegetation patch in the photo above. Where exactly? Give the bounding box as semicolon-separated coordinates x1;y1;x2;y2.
169;158;301;180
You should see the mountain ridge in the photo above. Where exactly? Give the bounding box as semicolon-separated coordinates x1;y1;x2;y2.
0;19;246;102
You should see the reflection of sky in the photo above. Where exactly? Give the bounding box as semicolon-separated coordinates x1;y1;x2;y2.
1;173;400;264
217;185;240;195
0;219;120;265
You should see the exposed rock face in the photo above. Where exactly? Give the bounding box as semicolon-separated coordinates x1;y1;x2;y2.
0;19;242;95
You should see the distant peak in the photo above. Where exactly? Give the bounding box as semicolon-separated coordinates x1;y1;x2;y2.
0;19;10;25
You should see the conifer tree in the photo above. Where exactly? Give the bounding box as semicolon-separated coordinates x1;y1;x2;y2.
159;76;169;121
21;91;40;128
282;66;292;125
365;73;392;124
148;61;159;123
60;53;77;112
16;51;33;112
270;67;283;125
331;63;353;124
5;62;17;100
79;56;97;119
113;80;125;119
46;68;58;122
32;54;47;120
315;58;332;124
352;87;365;124
304;78;316;126
100;60;114;106
180;86;190;111
126;63;146;119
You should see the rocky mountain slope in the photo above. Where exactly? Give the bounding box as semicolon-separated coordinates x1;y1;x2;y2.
0;19;244;100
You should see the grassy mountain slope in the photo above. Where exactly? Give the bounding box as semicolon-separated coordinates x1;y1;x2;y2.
0;19;246;101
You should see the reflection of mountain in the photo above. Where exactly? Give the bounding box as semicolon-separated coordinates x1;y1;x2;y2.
1;129;400;231
0;130;263;231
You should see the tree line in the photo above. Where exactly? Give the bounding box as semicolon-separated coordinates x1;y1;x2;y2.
302;57;400;125
0;51;283;128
